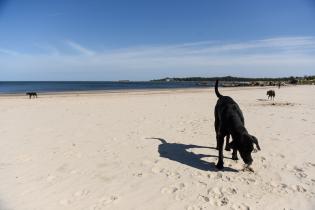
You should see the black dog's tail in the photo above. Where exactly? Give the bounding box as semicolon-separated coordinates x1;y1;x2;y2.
215;80;223;98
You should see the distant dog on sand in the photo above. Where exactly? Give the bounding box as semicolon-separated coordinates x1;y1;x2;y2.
214;80;261;170
26;92;38;99
267;90;275;100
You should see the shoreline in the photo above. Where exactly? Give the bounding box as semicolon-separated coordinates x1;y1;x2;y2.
0;84;302;98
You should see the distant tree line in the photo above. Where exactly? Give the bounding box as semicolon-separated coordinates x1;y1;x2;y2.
151;75;315;84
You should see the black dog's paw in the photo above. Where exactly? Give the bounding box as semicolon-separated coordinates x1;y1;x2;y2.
225;146;231;151
216;161;224;170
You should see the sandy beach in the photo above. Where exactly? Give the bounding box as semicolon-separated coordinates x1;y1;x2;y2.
0;85;315;210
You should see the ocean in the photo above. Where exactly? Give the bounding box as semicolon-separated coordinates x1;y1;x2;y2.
0;81;213;94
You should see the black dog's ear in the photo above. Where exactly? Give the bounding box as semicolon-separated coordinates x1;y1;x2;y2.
251;135;261;151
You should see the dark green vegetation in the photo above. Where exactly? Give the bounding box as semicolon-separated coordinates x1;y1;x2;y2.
152;75;315;85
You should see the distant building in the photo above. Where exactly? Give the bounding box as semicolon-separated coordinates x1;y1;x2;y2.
165;78;173;82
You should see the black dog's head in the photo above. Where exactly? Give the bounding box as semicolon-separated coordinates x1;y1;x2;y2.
230;134;261;165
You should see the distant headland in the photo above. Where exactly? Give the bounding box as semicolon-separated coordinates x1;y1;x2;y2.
151;75;315;86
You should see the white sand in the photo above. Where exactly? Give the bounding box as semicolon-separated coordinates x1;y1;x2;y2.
0;85;314;210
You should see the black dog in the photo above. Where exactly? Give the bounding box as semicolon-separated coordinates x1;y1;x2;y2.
267;90;275;100
26;92;38;99
214;80;260;170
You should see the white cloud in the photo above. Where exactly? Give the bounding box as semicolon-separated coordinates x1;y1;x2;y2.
65;40;95;56
0;48;20;56
0;36;315;80
34;43;60;56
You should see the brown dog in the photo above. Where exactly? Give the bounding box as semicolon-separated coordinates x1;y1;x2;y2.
267;90;275;100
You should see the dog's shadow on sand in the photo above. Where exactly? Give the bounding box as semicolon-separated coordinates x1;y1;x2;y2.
148;138;238;172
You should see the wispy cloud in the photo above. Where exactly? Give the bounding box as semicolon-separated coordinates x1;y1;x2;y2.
34;43;60;56
65;40;95;56
0;48;20;56
0;36;315;80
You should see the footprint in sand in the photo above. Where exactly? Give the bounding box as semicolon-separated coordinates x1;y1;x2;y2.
59;198;72;206
161;186;178;194
211;172;235;182
259;156;269;169
151;166;162;174
186;205;202;210
160;169;181;179
292;184;307;193
239;177;258;185
205;186;236;206
74;189;90;198
99;195;119;205
178;182;186;190
161;182;187;194
260;156;266;163
214;172;224;180
88;195;119;209
207;187;219;196
207;187;224;200
304;162;315;168
197;181;207;188
218;197;229;206
222;187;238;195
174;193;186;201
273;183;293;194
56;163;69;173
230;203;250;210
265;181;304;194
292;166;308;179
277;154;285;159
198;194;210;203
261;182;276;193
161;182;187;200
205;195;229;207
132;172;145;177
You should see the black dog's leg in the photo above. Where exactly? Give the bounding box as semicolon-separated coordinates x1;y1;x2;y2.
216;134;224;169
216;134;219;150
232;148;238;160
225;135;231;151
214;120;219;150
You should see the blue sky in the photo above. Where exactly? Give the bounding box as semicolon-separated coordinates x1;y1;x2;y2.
0;0;315;80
